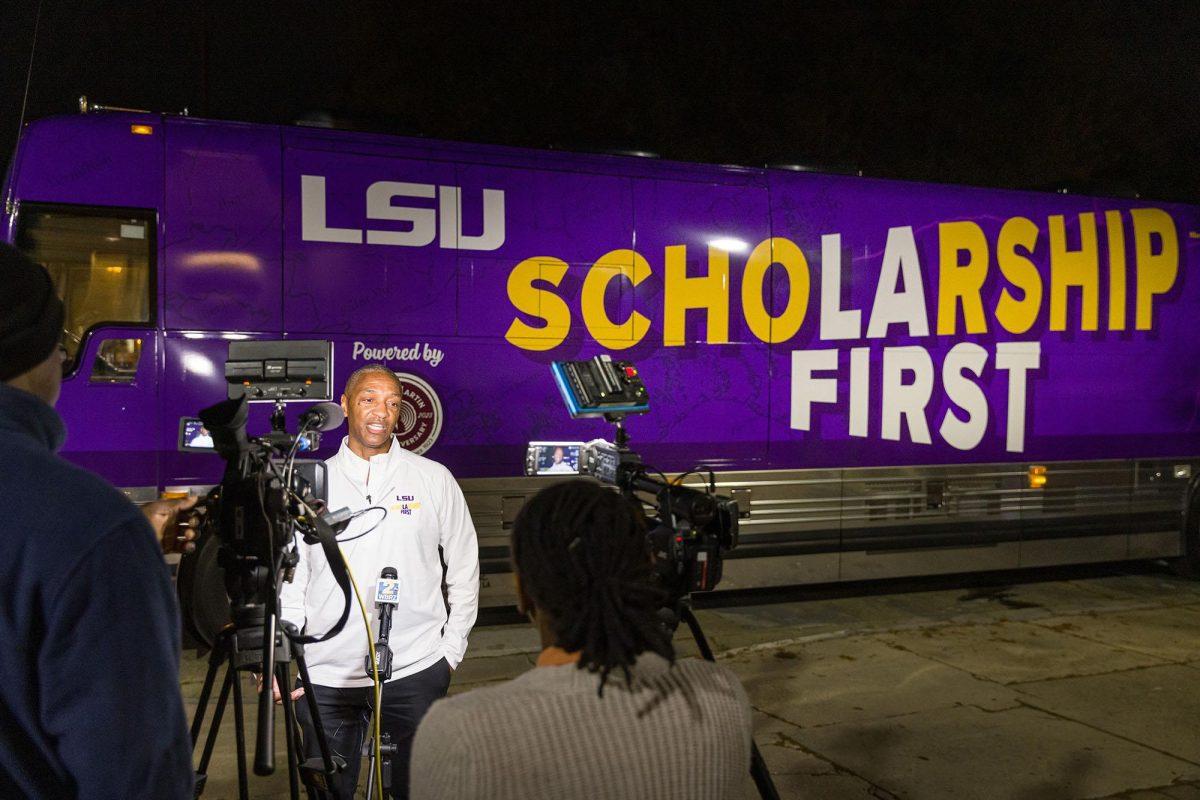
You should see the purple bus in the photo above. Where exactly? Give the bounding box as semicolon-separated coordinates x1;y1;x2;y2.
5;105;1199;605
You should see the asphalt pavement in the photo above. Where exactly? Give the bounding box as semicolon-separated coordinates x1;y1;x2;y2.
183;566;1200;799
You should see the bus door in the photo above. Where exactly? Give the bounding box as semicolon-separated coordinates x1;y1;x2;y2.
15;204;160;501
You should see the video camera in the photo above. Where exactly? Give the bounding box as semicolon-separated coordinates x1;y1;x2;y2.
180;342;351;645
526;356;740;602
195;393;342;608
180;341;359;792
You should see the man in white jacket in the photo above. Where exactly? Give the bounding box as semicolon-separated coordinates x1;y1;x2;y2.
280;363;479;799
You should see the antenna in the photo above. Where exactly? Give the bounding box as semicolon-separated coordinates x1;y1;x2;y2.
17;0;43;139
7;0;44;218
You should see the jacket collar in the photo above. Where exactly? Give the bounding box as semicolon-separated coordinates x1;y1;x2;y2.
333;434;401;474
0;382;66;452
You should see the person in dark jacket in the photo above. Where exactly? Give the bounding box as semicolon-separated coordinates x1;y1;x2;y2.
0;242;193;799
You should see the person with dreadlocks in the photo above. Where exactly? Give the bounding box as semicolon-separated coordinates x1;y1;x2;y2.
409;479;753;799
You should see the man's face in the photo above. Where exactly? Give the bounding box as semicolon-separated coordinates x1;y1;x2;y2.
341;372;402;455
553;447;564;463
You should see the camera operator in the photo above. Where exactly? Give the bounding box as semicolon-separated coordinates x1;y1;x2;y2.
0;244;193;799
279;364;479;799
409;480;753;800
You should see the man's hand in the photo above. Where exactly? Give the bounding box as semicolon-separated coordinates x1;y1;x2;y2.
255;673;306;705
141;494;201;553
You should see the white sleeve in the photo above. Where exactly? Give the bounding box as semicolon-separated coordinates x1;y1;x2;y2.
279;532;310;634
436;470;479;668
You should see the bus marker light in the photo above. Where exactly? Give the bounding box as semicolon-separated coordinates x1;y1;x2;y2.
1028;465;1047;489
130;124;153;135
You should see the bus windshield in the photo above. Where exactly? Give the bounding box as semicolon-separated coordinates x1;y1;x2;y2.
16;205;153;370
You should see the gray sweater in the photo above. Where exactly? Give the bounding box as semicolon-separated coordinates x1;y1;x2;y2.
410;653;753;800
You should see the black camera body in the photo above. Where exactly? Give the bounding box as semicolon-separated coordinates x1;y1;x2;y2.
590;438;739;600
646;482;738;597
542;356;740;602
197;395;331;612
180;344;346;648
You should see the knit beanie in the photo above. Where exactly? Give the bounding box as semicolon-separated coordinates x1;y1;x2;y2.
0;242;65;381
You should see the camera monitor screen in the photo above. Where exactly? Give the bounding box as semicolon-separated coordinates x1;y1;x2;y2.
178;417;216;452
527;441;584;476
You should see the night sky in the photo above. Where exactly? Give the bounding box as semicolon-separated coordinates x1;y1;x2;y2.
2;1;1198;201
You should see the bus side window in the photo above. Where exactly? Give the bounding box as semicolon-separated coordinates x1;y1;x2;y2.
15;205;153;375
90;338;143;383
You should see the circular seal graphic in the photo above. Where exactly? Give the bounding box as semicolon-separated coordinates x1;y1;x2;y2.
392;372;443;455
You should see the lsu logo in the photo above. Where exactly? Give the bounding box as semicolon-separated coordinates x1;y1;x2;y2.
301;175;505;251
392;494;422;516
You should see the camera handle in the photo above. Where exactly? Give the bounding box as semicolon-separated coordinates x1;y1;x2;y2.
605;415;631;450
676;599;780;800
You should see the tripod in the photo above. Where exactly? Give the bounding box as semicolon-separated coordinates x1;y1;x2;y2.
363;730;397;799
190;605;346;800
671;597;780;800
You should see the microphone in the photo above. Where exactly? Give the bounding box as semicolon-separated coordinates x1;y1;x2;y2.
298;401;345;432
365;567;399;680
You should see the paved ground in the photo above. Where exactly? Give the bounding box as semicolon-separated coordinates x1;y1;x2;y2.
184;566;1200;799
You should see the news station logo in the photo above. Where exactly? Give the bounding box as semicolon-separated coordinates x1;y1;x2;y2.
394;372;443;455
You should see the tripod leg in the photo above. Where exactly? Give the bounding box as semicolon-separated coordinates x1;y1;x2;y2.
294;653;344;800
677;602;780;800
292;652;340;782
229;650;249;800
197;667;235;776
749;742;777;800
679;600;717;661
277;663;300;800
191;646;224;746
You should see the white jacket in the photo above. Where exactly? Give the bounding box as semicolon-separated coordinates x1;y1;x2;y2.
280;436;480;687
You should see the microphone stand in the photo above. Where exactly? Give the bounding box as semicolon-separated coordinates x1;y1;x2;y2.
364;576;397;799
